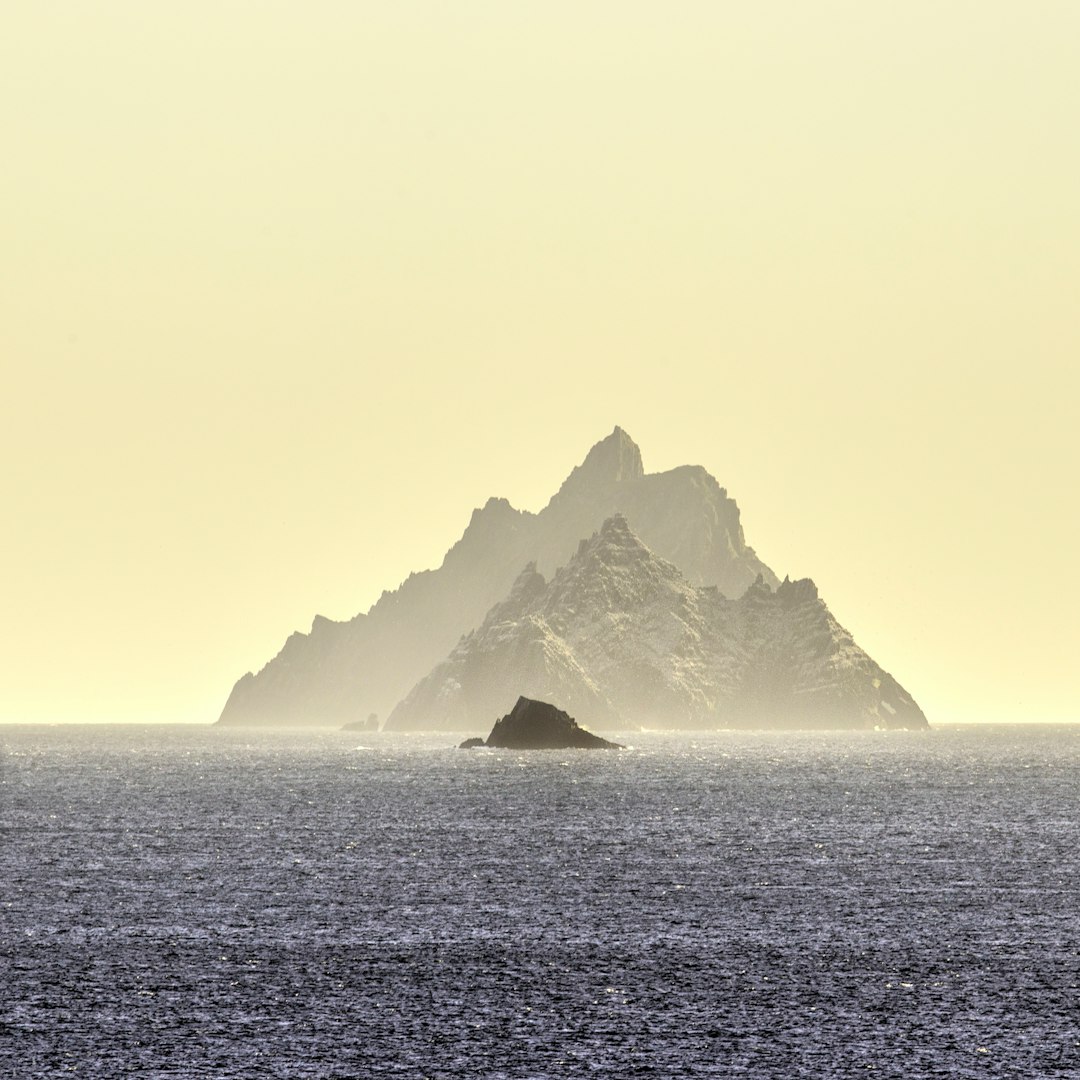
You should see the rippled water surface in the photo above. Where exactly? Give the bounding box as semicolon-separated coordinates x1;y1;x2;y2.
3;724;1079;1077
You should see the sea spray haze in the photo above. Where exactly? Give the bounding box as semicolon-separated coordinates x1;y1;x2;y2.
3;723;1078;1077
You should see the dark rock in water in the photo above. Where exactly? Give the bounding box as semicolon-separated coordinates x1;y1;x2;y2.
341;712;381;733
484;697;624;750
458;737;485;749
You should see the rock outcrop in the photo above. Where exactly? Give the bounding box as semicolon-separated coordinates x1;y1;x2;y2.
341;712;380;733
476;697;623;749
387;516;928;732
217;427;777;727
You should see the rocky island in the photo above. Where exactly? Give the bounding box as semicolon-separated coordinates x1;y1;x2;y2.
216;427;775;729
460;697;624;750
215;427;928;732
391;516;927;732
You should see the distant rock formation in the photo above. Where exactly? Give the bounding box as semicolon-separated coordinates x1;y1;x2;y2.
341;712;380;734
466;696;624;749
387;516;928;732
217;427;777;727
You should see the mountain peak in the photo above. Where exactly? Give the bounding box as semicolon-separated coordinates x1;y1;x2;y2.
596;512;637;544
546;514;687;617
554;428;644;501
573;513;654;560
587;426;644;482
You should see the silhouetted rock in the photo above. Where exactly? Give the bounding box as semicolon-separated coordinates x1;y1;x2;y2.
483;697;624;749
458;737;485;749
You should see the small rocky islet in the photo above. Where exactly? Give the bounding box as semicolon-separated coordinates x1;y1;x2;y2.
459;697;624;750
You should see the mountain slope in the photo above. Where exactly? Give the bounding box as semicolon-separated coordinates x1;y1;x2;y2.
217;428;777;726
387;516;927;732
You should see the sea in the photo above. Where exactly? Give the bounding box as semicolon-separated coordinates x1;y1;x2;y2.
2;723;1078;1078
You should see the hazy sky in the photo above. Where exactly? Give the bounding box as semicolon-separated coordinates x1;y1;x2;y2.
2;3;1077;724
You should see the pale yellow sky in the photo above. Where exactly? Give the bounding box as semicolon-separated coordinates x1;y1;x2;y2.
2;3;1077;723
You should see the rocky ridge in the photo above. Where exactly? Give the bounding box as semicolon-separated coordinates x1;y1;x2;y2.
217;428;776;727
387;516;927;732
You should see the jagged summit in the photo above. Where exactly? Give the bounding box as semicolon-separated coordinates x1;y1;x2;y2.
217;430;778;727
551;427;645;502
776;575;819;606
593;511;638;542
571;513;656;565
545;514;685;618
387;516;927;733
443;496;530;569
583;425;645;480
582;426;645;482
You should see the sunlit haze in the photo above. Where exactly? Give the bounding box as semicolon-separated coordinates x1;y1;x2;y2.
2;3;1077;724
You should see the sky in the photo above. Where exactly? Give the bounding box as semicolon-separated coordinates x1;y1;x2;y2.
2;2;1077;724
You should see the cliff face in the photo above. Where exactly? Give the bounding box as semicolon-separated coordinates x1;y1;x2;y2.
387;516;927;733
217;427;777;727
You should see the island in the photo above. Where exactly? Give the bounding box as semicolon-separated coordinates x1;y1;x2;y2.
460;697;624;750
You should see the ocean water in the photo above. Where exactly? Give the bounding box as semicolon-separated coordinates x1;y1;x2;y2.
2;724;1078;1079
